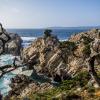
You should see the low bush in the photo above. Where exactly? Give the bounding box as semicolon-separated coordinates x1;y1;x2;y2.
73;71;90;87
82;44;91;57
60;41;77;51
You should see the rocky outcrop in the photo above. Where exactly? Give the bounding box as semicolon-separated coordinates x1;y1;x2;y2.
6;74;53;98
5;33;22;55
69;29;100;42
0;23;11;54
0;23;22;55
21;30;76;81
21;29;100;82
8;75;33;97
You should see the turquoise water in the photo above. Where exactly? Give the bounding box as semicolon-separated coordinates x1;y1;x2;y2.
0;73;15;95
0;54;15;66
0;54;16;95
1;28;99;95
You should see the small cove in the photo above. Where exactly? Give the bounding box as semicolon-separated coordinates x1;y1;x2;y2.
0;54;59;96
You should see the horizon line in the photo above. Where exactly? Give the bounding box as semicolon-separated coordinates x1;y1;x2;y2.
6;25;100;29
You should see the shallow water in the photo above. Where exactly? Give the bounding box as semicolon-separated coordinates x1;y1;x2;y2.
0;54;15;66
0;54;16;95
0;73;15;95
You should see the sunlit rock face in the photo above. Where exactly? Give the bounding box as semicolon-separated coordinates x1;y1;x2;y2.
0;23;22;55
22;32;70;81
22;29;100;81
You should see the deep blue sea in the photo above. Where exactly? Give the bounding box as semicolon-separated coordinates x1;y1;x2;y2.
0;27;99;96
7;28;94;47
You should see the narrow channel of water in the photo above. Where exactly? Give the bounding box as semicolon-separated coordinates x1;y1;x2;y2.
0;54;16;95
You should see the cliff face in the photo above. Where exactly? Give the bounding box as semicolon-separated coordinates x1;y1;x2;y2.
0;24;22;55
22;29;100;81
22;30;99;80
21;34;63;78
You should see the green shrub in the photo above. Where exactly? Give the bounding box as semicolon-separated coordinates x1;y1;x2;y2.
44;29;52;38
60;41;77;51
87;86;95;93
82;44;91;56
73;71;90;87
60;80;76;90
81;35;93;45
22;71;91;100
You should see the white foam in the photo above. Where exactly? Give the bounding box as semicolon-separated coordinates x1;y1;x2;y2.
3;78;10;85
60;39;68;41
21;37;37;47
0;54;15;66
21;36;36;41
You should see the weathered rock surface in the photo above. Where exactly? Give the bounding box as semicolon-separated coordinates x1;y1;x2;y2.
0;23;22;55
6;74;53;98
22;29;100;81
8;75;33;97
5;33;22;55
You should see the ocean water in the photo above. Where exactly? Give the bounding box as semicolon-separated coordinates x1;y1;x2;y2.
0;73;15;95
0;54;16;95
7;28;92;47
0;27;96;96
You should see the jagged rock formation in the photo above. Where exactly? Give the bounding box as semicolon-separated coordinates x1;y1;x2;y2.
8;75;33;97
22;29;100;83
0;23;23;77
0;23;11;54
0;23;22;55
5;74;53;99
5;33;22;55
22;30;70;82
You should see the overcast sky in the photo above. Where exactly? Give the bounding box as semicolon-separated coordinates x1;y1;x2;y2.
0;0;100;28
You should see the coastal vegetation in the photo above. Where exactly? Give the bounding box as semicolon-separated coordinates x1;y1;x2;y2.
15;71;100;100
1;23;100;100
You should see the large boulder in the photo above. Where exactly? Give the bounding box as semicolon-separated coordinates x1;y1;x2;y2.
0;23;22;55
5;33;22;55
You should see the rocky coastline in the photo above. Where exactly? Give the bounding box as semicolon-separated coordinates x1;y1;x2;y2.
1;23;100;99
